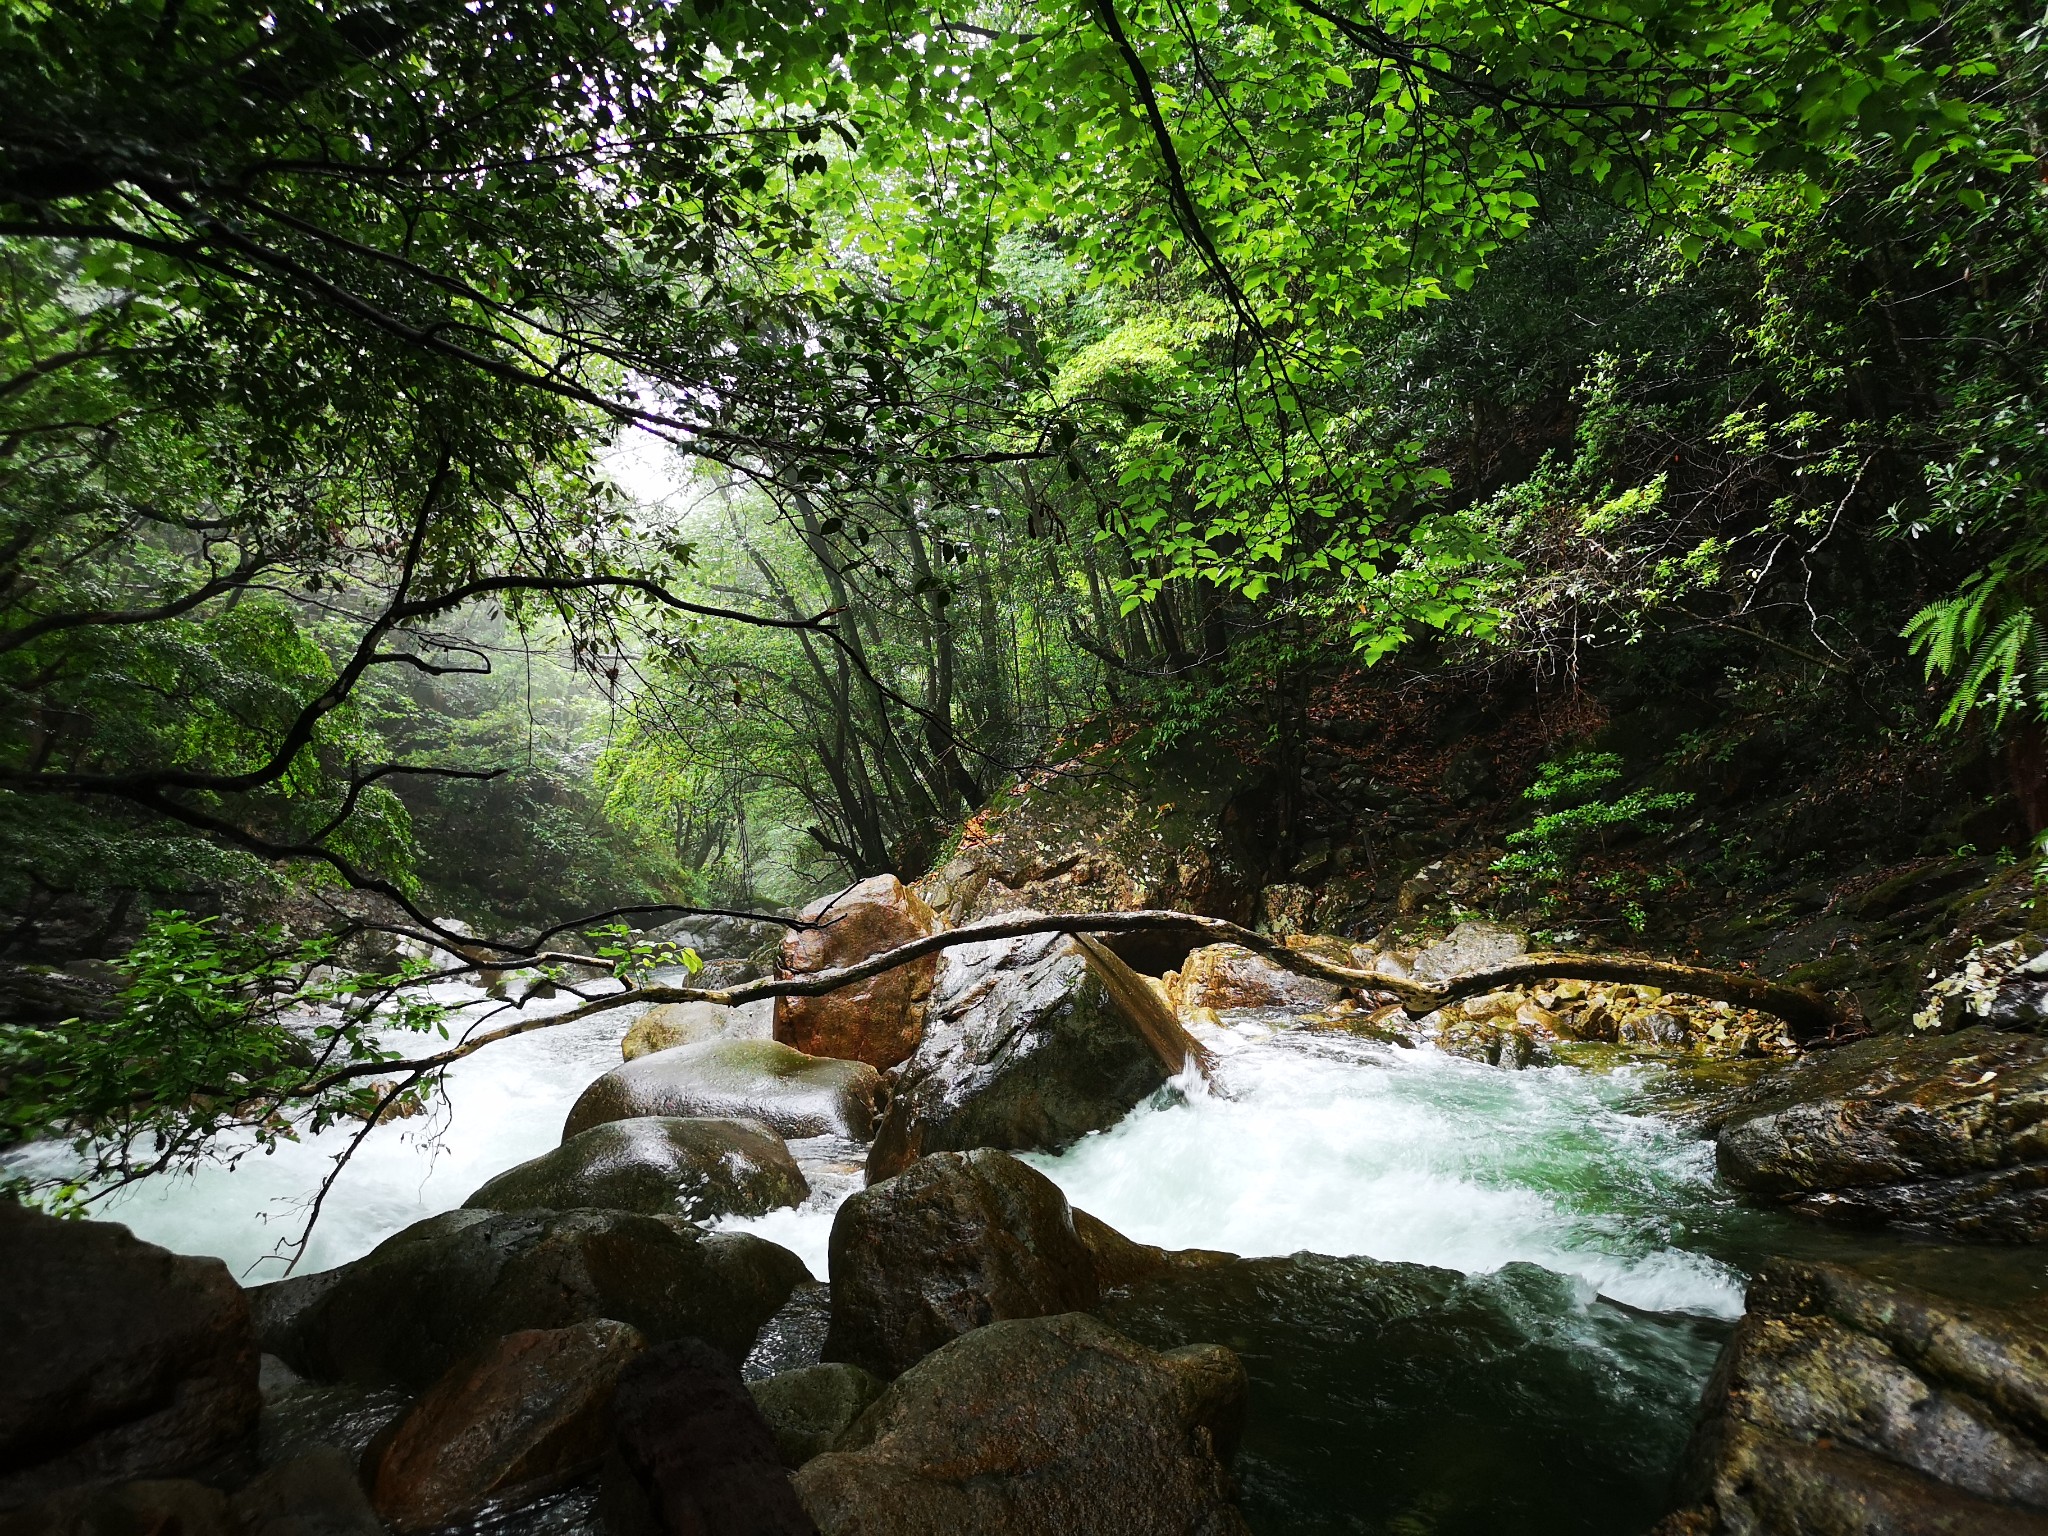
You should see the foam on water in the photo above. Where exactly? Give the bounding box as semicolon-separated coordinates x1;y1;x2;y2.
8;981;636;1279
1026;1024;1746;1318
720;1021;1748;1315
18;988;1744;1319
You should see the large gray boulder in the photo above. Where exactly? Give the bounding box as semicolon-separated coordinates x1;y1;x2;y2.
0;1204;260;1509
255;1208;804;1388
1664;1259;2048;1533
823;1150;1101;1379
1409;921;1528;984
643;911;786;963
865;924;1186;1183
1713;1027;2048;1238
563;1039;883;1142
793;1313;1249;1536
463;1117;808;1223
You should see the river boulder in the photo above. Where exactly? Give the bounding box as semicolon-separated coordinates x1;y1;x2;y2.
773;875;942;1071
369;1320;646;1531
623;999;775;1060
824;1149;1102;1379
563;1039;883;1142
1713;1026;2048;1238
793;1312;1249;1536
260;1208;803;1387
463;1117;808;1223
1410;921;1528;983
236;1447;385;1536
1168;942;1342;1013
0;1204;260;1509
748;1364;885;1468
864;924;1187;1183
642;911;786;965
0;1480;240;1536
601;1338;816;1536
1663;1259;2048;1533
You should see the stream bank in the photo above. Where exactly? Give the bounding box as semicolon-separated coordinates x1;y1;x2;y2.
11;734;2048;1534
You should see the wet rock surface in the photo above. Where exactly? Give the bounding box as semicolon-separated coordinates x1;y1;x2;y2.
793;1312;1249;1536
747;1365;885;1468
601;1339;816;1536
622;999;774;1061
253;1365;411;1473
234;1448;383;1536
1401;978;1788;1068
463;1117;808;1223
1409;921;1529;983
369;1321;646;1532
911;739;1270;954
742;1284;834;1382
260;1208;803;1388
0;1204;260;1509
0;1479;241;1536
774;875;941;1071
1168;943;1343;1014
1713;1026;2048;1237
864;925;1171;1183
1665;1259;2048;1534
0;1451;381;1536
562;1040;883;1143
640;912;786;966
823;1150;1104;1379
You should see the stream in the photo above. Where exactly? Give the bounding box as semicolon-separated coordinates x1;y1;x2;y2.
23;986;2048;1535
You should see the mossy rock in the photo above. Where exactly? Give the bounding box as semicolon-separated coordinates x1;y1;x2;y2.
463;1117;808;1223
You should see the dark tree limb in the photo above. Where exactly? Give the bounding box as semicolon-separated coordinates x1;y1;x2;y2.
291;907;1840;1097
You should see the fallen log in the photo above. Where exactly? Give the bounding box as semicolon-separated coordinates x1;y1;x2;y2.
313;909;1838;1096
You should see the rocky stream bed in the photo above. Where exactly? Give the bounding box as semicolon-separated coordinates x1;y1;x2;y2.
10;876;2048;1536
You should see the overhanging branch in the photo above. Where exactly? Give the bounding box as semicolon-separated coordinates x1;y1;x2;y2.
296;907;1840;1096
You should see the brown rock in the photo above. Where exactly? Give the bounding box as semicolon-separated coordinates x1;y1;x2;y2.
1170;943;1342;1013
1070;1208;1231;1291
370;1321;645;1532
793;1313;1249;1536
0;1449;380;1536
823;1150;1101;1379
774;876;940;1070
601;1338;816;1536
0;1204;260;1510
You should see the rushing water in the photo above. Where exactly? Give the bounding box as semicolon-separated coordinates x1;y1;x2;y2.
22;991;2047;1533
6;981;637;1278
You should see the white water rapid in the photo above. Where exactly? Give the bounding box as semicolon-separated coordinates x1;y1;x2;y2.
23;980;1748;1324
1026;1022;1747;1318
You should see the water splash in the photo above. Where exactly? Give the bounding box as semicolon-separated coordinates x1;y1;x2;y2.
1026;1024;1747;1318
6;982;636;1278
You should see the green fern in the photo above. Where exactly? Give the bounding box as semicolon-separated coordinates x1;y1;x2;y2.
1905;556;2048;730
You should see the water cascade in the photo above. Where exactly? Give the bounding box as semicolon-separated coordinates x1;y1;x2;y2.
19;987;2036;1533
